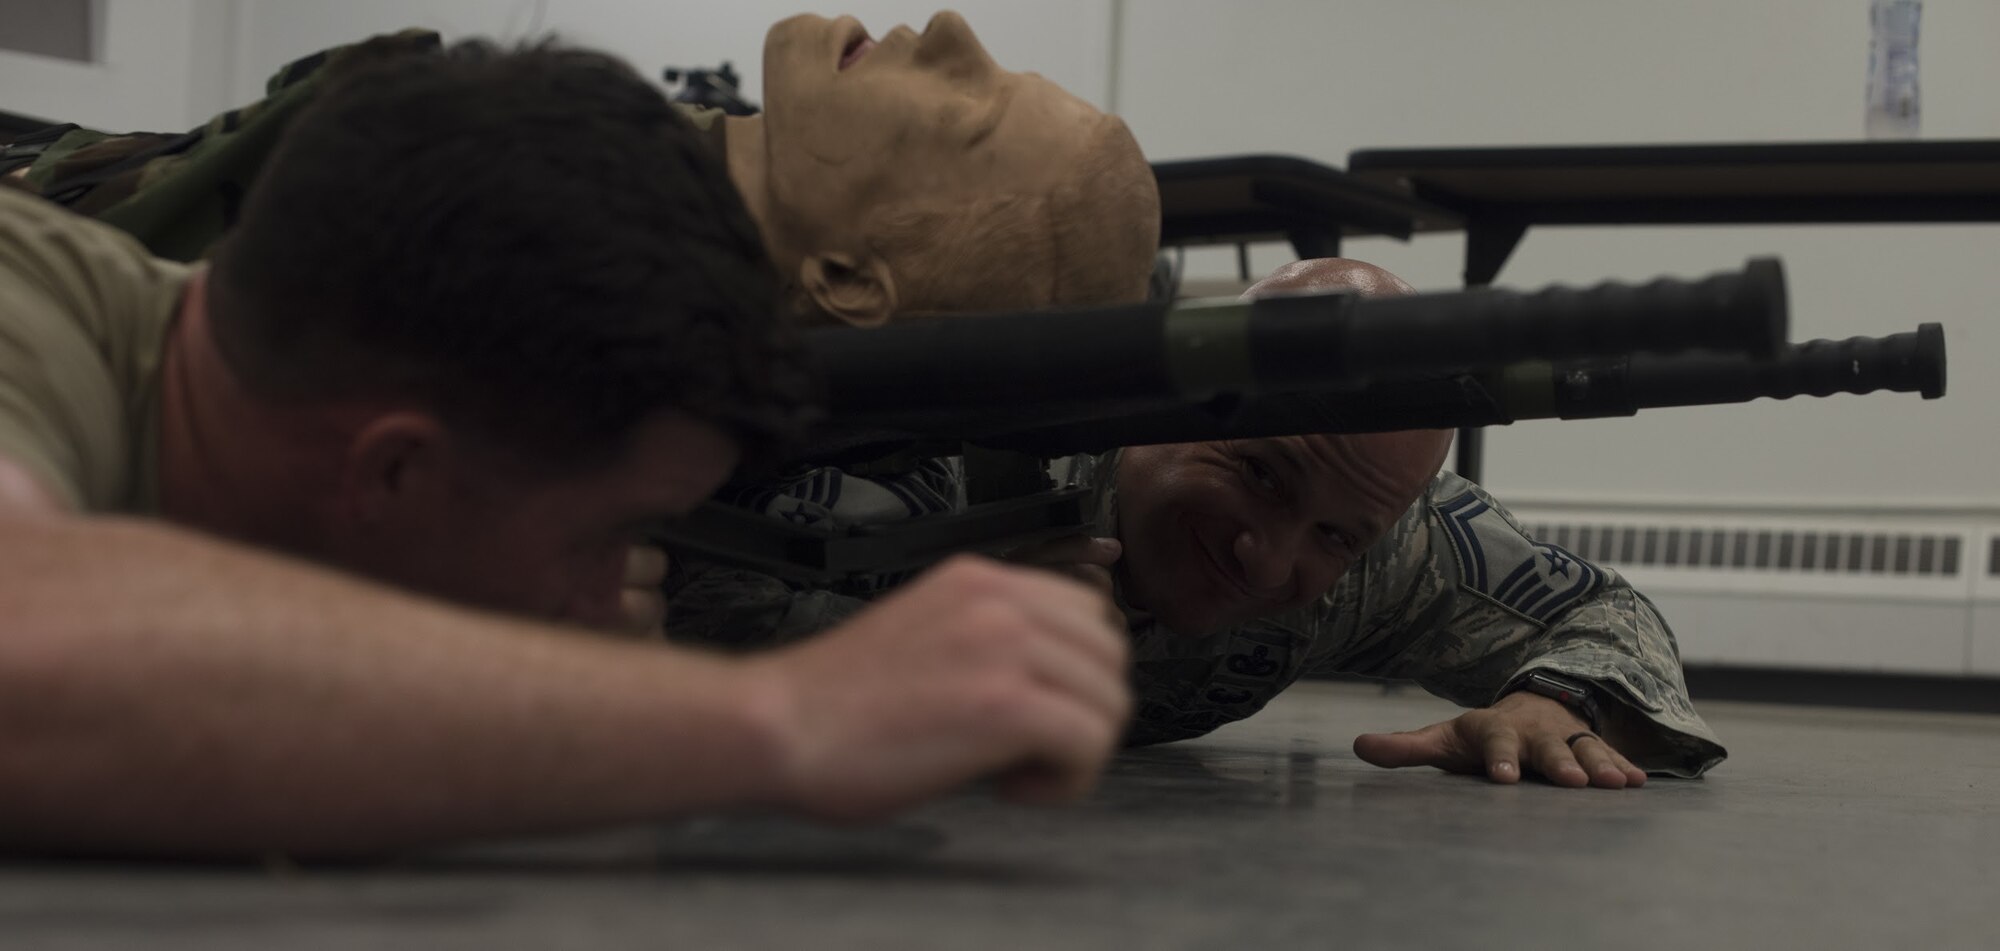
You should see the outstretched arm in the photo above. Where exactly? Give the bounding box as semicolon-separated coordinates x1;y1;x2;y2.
0;459;1130;857
1314;474;1726;784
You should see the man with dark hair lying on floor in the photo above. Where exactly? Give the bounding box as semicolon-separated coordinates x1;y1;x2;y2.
2;7;1163;622
0;39;1134;857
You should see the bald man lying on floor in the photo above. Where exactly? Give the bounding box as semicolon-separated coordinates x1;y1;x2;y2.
669;258;1728;787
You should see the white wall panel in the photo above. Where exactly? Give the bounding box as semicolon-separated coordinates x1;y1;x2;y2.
1652;592;1969;674
0;0;235;131
227;1;1115;111
1118;0;2000;507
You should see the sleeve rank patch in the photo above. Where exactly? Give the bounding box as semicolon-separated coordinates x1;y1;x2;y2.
1435;490;1603;624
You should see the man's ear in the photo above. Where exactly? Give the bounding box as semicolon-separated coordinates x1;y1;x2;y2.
798;251;898;327
341;413;452;525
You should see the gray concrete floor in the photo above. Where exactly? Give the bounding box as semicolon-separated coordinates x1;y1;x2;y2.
4;682;1996;950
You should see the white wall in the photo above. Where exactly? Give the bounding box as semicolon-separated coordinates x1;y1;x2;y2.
225;0;547;105
0;0;235;131
6;2;1112;144
1119;0;2000;508
224;0;1115;111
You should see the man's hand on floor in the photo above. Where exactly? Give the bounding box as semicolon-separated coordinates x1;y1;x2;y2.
745;555;1133;821
1350;690;1648;789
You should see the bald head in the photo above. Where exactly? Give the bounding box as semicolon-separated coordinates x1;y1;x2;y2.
1307;427;1454;507
1111;258;1454;635
1245;257;1418;300
1245;257;1454;467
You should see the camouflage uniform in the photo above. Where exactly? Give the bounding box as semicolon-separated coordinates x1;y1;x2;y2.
1;31;444;262
670;450;1728;778
0;31;727;262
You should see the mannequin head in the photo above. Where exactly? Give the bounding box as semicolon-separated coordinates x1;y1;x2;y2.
726;10;1160;325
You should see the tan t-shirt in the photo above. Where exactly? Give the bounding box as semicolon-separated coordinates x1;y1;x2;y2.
0;186;187;513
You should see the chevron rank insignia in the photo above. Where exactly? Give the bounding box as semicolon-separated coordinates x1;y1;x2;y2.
1435;490;1604;624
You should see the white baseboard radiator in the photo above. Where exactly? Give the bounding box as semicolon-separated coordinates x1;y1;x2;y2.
1503;502;2000;677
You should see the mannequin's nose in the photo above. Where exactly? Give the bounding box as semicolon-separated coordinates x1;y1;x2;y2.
918;11;999;74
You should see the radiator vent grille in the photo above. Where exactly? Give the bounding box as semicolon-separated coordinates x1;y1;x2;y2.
1519;522;1964;578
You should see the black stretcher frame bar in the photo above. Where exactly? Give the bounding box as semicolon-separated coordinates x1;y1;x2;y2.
1346;138;2000;482
0;108;58;143
1151;154;1461;263
1350;139;2000;286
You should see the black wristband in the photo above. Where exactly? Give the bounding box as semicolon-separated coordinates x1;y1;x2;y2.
1511;669;1602;733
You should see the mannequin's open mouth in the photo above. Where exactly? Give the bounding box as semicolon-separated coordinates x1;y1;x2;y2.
839;32;876;70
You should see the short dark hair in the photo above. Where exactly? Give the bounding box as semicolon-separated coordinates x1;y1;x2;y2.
207;40;812;471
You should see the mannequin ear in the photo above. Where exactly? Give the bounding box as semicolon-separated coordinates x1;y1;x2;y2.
799;252;898;328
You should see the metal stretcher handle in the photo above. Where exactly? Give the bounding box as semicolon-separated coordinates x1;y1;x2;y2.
810;258;1789;418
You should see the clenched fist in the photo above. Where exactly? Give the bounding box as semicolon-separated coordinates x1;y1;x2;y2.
744;555;1133;820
